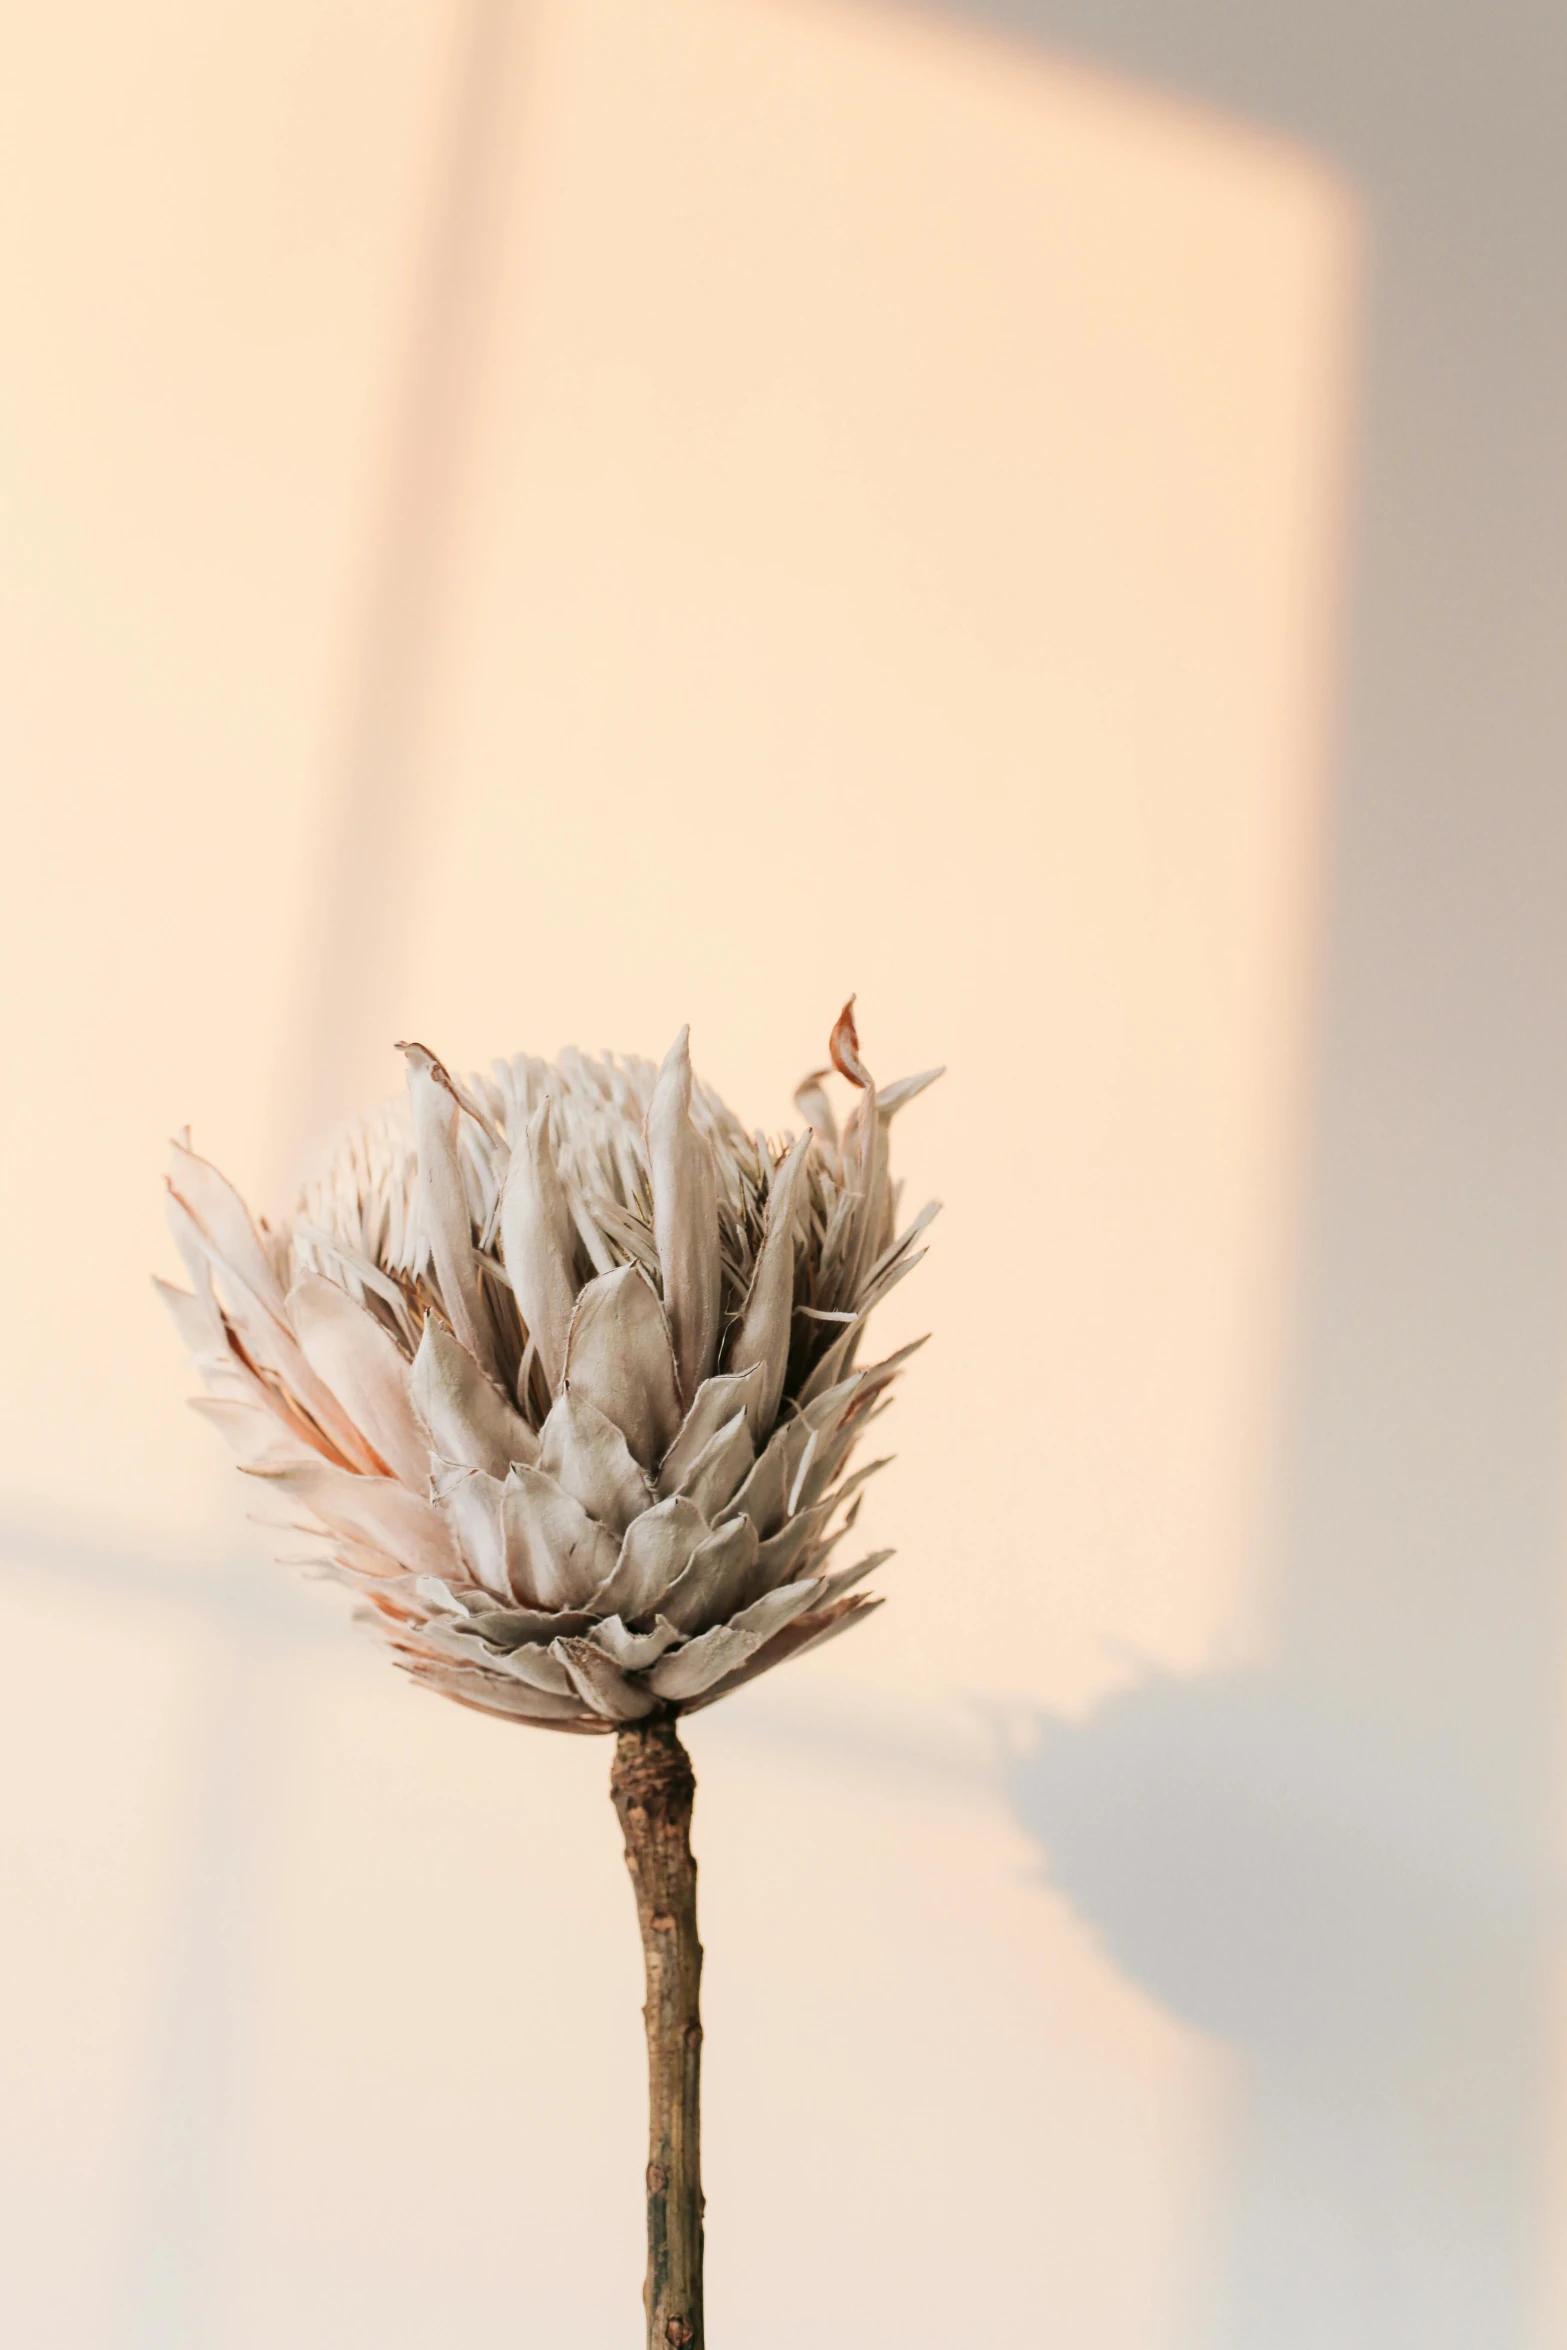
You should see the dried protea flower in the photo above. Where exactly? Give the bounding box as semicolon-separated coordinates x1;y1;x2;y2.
159;1001;937;2345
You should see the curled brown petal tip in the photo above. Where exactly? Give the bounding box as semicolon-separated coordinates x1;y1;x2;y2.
396;1041;501;1146
829;997;870;1089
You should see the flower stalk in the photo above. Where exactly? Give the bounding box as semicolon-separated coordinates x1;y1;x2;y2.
160;1004;939;2340
612;1717;705;2349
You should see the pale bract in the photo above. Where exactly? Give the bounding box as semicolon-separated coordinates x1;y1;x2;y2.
160;1009;939;1732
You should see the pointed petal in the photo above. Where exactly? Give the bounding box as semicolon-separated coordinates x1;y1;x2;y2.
647;1027;722;1403
451;1604;594;1648
720;1411;813;1540
647;1578;821;1700
188;1395;311;1469
814;1547;895;1608
552;1636;658;1721
676;1412;754;1520
244;1457;458;1578
434;1466;514;1597
726;1130;811;1438
751;1495;837;1590
877;1067;943;1116
658;1363;765;1494
562;1263;682;1467
796;1317;862;1407
289;1274;429;1485
490;1640;575;1696
499;1097;579;1396
681;1593;883;1712
412;1315;539;1479
400;1658;593;1725
398;1042;496;1377
828;997;871;1090
153;1274;226;1366
539;1388;653;1534
659;1513;761;1635
591;1496;708;1618
166;1181;376;1471
794;1416;874;1512
166;1138;287;1315
414;1573;474;1613
503;1465;621;1609
793;1067;838;1149
588;1614;682;1670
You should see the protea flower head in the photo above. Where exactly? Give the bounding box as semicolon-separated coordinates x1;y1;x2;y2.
159;1005;939;1732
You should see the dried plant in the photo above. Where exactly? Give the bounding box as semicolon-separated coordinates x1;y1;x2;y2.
160;1001;937;2345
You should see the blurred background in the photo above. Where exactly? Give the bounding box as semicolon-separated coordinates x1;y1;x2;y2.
1;0;1564;2342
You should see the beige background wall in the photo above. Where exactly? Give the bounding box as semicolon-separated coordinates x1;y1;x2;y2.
1;1;1558;2344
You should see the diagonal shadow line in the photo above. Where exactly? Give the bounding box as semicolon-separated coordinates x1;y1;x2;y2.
272;0;536;1185
93;7;536;2336
0;1510;332;1642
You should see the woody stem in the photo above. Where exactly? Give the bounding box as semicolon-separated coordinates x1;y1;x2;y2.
611;1716;705;2350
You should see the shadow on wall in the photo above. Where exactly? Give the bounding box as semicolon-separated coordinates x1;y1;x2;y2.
932;0;1567;2340
1008;1670;1560;2347
1009;1669;1550;2051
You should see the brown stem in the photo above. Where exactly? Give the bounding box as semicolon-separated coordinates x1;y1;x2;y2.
611;1716;705;2349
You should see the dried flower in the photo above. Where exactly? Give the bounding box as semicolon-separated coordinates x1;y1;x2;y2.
159;1006;939;1733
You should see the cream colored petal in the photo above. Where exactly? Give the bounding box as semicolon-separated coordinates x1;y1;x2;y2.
437;1469;516;1601
876;1067;943;1117
680;1592;882;1713
153;1275;227;1368
844;1088;888;1303
244;1458;458;1580
647;1026;722;1405
726;1129;811;1439
657;1363;765;1495
167;1185;377;1471
588;1614;682;1670
539;1388;653;1534
860;1199;941;1295
816;1454;893;1521
166;1138;287;1316
188;1396;312;1470
289;1274;429;1486
795;1318;861;1408
399;1658;595;1727
415;1574;475;1614
452;1604;594;1647
659;1513;761;1636
729;1576;828;1639
412;1315;539;1478
399;1042;496;1377
673;1412;754;1521
855;1243;933;1318
499;1097;579;1396
751;1495;837;1590
720;1411;813;1540
647;1578;821;1700
591;1496;709;1619
793;1067;838;1149
503;1465;622;1610
796;1419;879;1513
562;1263;682;1468
489;1641;575;1696
814;1547;895;1608
551;1637;658;1721
309;1535;403;1583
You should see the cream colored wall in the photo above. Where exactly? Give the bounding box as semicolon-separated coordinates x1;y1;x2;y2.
0;1;1361;2342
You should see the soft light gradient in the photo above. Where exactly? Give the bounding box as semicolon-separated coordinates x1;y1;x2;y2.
1;0;1559;2344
